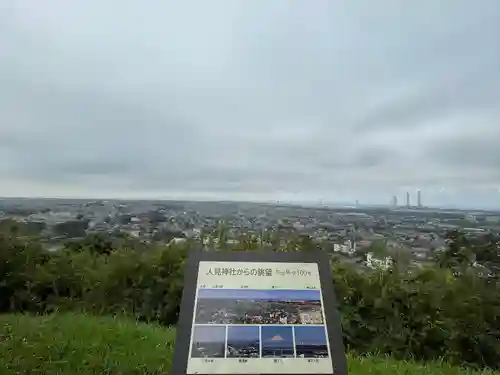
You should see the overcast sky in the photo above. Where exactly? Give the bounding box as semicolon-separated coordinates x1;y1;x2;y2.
1;1;499;208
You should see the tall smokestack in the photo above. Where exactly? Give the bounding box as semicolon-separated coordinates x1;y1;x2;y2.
391;195;398;207
417;190;422;208
406;192;410;208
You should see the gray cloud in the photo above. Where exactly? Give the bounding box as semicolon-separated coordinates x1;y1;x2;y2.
427;130;500;169
0;0;499;207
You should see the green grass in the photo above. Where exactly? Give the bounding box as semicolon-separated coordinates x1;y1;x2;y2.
0;313;175;375
0;313;497;375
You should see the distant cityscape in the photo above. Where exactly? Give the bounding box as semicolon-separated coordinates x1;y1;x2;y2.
388;190;423;208
0;196;499;272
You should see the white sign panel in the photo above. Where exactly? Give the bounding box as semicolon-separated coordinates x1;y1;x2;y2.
186;261;334;374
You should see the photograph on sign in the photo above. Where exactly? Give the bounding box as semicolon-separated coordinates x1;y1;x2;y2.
186;261;334;374
227;326;260;358
190;326;226;358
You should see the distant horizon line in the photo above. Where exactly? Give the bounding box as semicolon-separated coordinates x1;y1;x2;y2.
0;195;498;212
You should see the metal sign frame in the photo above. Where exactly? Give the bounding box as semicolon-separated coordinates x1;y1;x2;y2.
172;250;348;375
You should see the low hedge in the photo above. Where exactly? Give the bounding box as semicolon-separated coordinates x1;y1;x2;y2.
0;233;499;369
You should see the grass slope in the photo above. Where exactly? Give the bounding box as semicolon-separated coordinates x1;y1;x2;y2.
0;313;497;375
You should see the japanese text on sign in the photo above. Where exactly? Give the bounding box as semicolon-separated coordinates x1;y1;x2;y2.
275;268;312;277
205;267;313;277
206;267;273;276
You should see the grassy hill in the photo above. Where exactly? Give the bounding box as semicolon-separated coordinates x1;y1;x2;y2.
0;313;496;375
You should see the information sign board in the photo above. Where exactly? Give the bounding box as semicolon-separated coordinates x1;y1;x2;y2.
172;251;347;375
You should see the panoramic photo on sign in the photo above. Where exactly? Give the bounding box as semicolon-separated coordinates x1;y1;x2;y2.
186;261;333;374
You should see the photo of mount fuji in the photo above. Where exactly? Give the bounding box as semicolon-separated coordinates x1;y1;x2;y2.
261;326;294;358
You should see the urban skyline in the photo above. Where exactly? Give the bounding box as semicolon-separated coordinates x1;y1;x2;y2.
1;190;499;211
1;2;499;211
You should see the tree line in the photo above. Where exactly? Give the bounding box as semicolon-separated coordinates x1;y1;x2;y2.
0;224;499;370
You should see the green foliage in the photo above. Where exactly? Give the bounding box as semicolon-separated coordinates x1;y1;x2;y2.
64;233;115;255
52;220;89;238
0;218;46;237
369;239;389;258
436;230;476;270
389;247;412;272
472;233;500;277
0;230;499;370
332;262;500;369
0;313;496;375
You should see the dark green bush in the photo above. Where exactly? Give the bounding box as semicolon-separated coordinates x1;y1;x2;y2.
0;231;499;369
332;263;500;368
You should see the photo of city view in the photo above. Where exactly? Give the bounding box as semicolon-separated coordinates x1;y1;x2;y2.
294;326;329;358
226;326;260;358
261;326;295;357
195;289;324;325
190;326;226;358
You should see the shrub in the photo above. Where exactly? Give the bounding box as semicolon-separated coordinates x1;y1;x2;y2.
0;231;499;369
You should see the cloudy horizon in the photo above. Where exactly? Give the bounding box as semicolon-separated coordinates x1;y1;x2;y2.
1;1;499;209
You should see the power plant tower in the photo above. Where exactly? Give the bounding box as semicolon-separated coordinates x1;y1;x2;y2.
406;192;410;208
390;195;398;207
417;190;422;208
